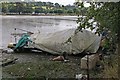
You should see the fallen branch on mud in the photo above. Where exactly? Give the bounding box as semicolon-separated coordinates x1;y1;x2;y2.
1;58;18;67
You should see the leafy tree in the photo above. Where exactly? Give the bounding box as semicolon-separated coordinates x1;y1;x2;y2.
34;7;44;13
75;1;119;78
42;2;47;6
55;3;60;8
67;9;73;13
75;1;119;53
54;9;63;14
34;8;40;13
9;6;17;13
2;3;8;13
62;5;64;8
47;2;54;7
22;7;33;14
15;2;24;14
49;10;54;13
36;2;42;6
73;8;79;14
22;3;34;14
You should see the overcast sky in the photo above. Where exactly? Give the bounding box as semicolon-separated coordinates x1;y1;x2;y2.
35;0;75;5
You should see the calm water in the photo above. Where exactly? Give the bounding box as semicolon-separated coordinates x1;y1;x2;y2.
1;16;78;48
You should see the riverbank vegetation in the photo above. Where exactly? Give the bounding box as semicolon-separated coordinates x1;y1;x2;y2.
1;1;79;16
75;1;119;79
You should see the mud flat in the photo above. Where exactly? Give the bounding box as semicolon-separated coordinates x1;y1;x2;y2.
1;16;77;48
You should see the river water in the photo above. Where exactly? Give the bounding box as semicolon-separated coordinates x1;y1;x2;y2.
1;16;78;48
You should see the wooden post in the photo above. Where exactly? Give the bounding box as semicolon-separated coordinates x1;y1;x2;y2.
14;28;17;44
87;52;89;80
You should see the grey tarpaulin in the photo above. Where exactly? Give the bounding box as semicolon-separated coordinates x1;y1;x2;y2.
30;28;101;55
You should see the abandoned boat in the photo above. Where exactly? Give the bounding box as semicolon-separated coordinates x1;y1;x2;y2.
8;28;101;54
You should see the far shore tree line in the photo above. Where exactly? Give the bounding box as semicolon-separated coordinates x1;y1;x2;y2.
1;2;81;15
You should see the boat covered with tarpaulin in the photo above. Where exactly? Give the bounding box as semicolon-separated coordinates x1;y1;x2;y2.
28;28;101;54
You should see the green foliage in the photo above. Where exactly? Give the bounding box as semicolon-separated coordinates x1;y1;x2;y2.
1;2;78;15
75;1;119;78
73;8;79;14
67;9;73;13
22;7;33;14
54;9;64;14
15;2;24;14
2;3;8;13
76;2;119;36
8;4;16;13
55;3;60;8
102;54;118;78
34;8;43;13
75;2;119;52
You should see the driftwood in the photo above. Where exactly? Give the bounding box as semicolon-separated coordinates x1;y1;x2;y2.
11;33;26;36
1;58;18;67
50;56;65;61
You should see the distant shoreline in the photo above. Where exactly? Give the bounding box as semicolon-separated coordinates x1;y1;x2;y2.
1;13;78;16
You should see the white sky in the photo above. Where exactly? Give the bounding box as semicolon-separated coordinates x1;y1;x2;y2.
35;0;75;5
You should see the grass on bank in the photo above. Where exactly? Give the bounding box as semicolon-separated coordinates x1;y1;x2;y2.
2;60;81;78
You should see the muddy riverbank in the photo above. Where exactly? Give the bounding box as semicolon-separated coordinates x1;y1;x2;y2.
1;16;82;79
2;50;84;79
